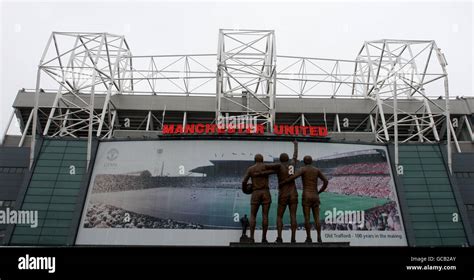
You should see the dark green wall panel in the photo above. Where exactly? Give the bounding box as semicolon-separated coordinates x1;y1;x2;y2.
398;145;469;246
10;139;88;246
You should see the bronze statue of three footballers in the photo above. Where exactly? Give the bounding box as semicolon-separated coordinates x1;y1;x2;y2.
242;140;329;243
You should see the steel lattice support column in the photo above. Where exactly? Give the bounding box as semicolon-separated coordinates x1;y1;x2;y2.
216;29;276;132
31;32;132;169
353;39;454;172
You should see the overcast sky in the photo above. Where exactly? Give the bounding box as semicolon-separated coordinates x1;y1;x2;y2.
1;0;473;135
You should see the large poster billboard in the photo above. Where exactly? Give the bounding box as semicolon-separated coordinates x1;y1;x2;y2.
76;140;407;246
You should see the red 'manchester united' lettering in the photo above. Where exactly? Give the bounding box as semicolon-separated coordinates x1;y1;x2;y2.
162;124;175;134
161;123;328;137
195;123;204;133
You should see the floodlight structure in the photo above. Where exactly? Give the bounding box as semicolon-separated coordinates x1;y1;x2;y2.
352;40;452;170
276;56;360;97
31;32;132;168
216;29;276;132
273;40;453;170
121;53;216;96
27;30;455;172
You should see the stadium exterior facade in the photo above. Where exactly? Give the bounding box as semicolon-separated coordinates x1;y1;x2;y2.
0;30;473;246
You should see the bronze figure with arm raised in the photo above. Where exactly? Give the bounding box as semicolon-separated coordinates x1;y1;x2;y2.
279;154;328;243
252;140;300;243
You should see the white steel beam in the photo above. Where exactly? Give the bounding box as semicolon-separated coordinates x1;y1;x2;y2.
1;109;15;146
19;110;34;148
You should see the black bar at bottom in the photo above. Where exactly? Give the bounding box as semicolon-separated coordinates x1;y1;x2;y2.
0;246;473;279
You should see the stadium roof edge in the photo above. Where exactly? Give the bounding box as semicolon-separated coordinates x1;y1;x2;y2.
12;90;474;115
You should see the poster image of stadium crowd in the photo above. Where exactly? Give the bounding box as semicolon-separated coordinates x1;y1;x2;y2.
76;140;407;246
